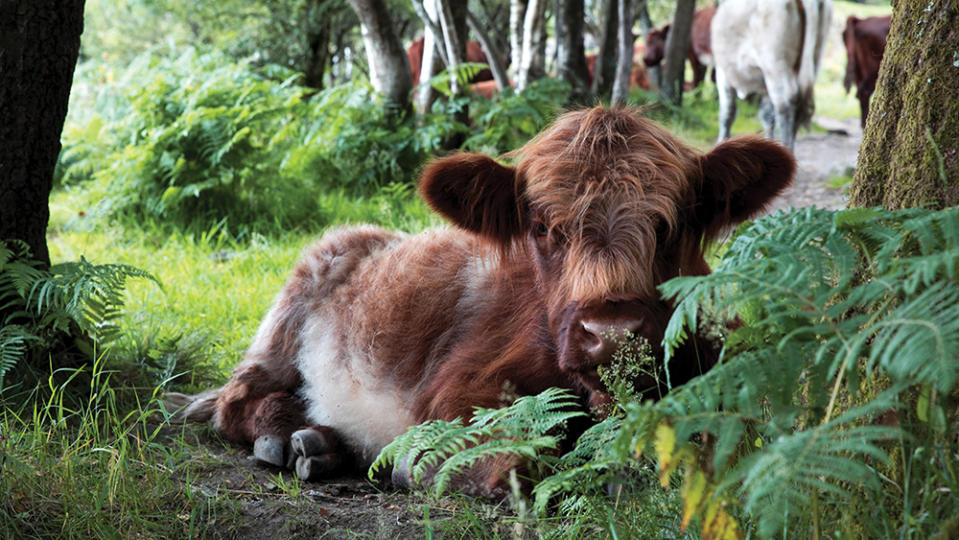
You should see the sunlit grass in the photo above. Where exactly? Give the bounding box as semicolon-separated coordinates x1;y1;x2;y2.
0;356;235;538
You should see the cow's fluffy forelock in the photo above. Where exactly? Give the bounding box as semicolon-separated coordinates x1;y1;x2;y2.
514;108;699;302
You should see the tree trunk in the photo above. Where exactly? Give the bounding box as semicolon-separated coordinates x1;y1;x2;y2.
610;0;635;105
848;0;959;209
636;0;660;91
437;0;466;94
516;0;548;91
510;0;527;80
556;0;591;103
0;0;86;268
303;13;331;90
592;0;618;99
466;10;510;91
348;0;413;115
659;0;694;106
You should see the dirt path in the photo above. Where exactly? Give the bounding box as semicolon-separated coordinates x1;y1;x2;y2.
765;116;862;214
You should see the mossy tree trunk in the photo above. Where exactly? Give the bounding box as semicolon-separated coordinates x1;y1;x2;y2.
848;0;959;209
0;1;85;268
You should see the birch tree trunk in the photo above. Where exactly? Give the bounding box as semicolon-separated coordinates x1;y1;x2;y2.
610;0;634;105
516;0;548;91
510;0;527;77
348;0;413;115
413;0;442;113
848;0;959;209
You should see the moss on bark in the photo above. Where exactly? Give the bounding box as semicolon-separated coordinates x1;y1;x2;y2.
849;0;959;209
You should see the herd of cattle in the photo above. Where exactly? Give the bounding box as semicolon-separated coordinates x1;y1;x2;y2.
408;0;890;146
166;1;891;495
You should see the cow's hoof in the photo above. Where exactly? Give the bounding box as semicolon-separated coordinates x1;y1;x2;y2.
290;427;334;458
391;456;414;490
253;435;287;467
295;454;342;481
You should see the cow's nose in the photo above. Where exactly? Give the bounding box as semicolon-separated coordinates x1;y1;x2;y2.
581;320;643;363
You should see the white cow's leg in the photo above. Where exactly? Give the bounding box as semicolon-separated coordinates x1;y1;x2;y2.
715;68;737;143
759;95;776;139
765;75;800;150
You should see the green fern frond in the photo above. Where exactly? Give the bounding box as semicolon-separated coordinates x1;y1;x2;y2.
370;388;586;496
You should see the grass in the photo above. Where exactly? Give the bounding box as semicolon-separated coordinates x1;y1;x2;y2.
0;356;236;538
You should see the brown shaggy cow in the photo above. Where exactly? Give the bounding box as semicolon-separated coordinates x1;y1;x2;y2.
643;7;717;88
167;107;794;496
842;15;891;128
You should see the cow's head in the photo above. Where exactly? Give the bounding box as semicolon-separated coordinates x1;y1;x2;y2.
642;26;670;67
419;107;794;401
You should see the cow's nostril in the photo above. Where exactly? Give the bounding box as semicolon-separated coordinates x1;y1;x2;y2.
580;320;643;362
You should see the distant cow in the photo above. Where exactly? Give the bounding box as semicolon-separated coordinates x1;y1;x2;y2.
408;38;493;86
842;15;891;127
586;46;652;91
167;107;794;497
712;0;833;150
643;7;717;88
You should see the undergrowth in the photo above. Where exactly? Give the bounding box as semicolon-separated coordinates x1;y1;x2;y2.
373;206;959;539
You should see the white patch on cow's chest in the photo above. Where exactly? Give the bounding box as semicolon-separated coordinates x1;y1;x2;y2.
295;312;415;464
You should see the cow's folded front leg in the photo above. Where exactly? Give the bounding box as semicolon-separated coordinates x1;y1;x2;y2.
289;425;344;480
248;391;309;469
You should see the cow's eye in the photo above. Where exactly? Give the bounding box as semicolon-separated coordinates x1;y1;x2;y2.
533;221;549;237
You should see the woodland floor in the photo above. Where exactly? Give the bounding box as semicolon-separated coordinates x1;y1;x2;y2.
172;119;861;539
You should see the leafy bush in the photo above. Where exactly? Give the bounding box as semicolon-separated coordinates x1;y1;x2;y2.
59;50;465;235
283;83;466;193
371;206;959;539
464;78;571;156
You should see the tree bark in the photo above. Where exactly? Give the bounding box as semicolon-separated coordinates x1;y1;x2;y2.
611;0;635;105
510;0;527;79
556;0;591;103
466;10;510;91
592;0;618;99
849;0;959;209
516;0;548;91
636;0;660;91
348;0;413;115
0;0;86;268
659;0;694;106
437;0;467;95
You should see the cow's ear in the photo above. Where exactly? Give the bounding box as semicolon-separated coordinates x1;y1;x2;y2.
418;153;526;244
695;137;795;238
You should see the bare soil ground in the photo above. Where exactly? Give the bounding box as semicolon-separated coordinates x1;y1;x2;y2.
765;116;862;214
169;424;513;539
172;120;863;538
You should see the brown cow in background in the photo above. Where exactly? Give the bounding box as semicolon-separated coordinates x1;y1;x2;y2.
842;15;891;128
166;107;794;497
407;37;494;86
643;7;717;88
586;46;652;91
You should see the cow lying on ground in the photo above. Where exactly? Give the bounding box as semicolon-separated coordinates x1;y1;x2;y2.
643;7;717;88
842;15;891;128
711;0;833;150
167;106;794;497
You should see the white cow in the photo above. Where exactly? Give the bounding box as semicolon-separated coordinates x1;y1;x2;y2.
711;0;832;150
